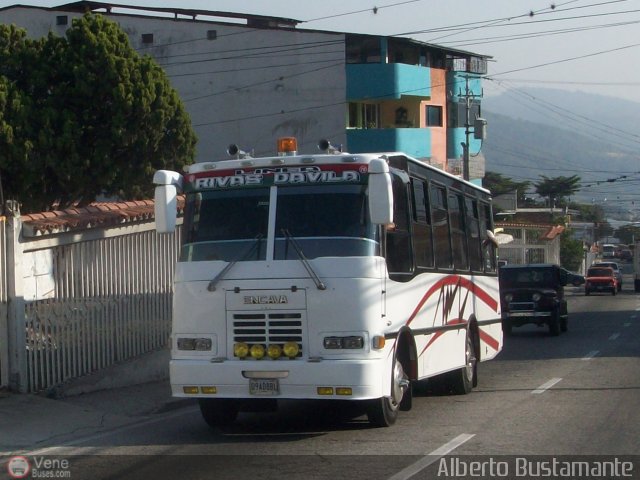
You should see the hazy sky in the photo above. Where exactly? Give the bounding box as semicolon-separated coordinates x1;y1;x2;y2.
2;0;640;103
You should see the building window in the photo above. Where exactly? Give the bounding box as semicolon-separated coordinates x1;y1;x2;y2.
56;15;68;25
141;33;154;44
426;105;442;127
346;35;381;64
348;102;379;129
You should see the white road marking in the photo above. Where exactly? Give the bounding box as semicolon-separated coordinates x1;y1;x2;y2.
582;350;599;360
609;333;620;340
532;377;562;394
624;322;631;327
387;433;475;480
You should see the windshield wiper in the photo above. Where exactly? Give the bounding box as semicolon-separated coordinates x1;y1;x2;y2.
207;234;263;292
281;229;326;290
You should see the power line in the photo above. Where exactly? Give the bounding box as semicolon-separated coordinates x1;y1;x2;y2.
303;0;424;23
486;41;640;77
438;19;640;48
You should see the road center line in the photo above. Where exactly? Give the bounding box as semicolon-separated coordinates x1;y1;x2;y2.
532;377;562;394
609;333;620;340
388;433;475;480
624;322;631;327
582;350;599;360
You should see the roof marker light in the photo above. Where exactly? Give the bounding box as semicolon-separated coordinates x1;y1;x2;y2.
277;137;297;156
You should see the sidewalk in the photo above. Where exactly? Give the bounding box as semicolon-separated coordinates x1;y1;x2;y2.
0;350;195;455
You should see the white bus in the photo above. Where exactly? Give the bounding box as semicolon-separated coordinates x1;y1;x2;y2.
154;138;503;428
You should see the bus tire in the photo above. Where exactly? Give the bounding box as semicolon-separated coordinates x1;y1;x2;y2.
199;398;239;428
367;357;409;427
450;329;477;395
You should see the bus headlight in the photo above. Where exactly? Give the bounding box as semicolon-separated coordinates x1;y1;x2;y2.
234;342;249;358
283;341;300;358
177;337;213;351
267;344;282;359
323;336;364;349
250;344;266;359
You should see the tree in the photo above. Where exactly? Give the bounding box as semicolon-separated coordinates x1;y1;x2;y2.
534;175;581;208
483;171;530;203
614;224;640;245
560;229;584;272
0;15;197;212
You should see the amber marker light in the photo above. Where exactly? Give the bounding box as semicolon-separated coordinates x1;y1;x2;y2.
336;387;353;396
317;387;334;395
200;386;217;394
183;386;199;394
372;335;386;349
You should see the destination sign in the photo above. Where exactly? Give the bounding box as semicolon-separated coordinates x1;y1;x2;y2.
186;164;369;190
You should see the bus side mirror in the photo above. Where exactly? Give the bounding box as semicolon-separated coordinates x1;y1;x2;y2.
153;170;183;233
368;158;393;225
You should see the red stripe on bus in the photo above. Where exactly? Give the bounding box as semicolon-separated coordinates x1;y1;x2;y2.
406;275;498;327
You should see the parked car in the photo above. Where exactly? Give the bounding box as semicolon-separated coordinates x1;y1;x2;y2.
499;264;568;336
591;261;623;291
585;266;618;296
564;269;585;286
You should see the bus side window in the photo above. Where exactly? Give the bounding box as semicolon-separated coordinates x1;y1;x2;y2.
466;197;483;272
431;184;452;269
479;202;496;273
449;190;468;271
410;178;434;268
386;175;413;276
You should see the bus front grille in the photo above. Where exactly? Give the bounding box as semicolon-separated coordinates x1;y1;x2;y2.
231;312;304;358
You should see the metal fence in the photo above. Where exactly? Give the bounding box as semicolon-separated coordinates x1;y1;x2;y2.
0;206;181;393
0;217;8;390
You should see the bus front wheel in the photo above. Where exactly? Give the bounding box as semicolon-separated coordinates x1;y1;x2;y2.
367;359;409;427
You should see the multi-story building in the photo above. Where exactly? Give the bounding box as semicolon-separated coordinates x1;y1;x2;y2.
0;1;489;182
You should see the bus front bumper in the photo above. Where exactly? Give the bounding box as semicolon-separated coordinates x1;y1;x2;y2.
170;357;387;400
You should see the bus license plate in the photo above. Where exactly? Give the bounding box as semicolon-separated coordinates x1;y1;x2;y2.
249;378;279;395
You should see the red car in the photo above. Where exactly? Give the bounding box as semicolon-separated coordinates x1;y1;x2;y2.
585;266;618;296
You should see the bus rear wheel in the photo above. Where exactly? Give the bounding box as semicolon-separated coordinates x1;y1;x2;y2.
367;359;409;427
449;330;477;395
199;398;240;428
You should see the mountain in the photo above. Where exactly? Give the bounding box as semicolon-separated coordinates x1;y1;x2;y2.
481;88;640;211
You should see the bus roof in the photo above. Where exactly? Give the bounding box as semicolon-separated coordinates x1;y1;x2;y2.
185;151;490;194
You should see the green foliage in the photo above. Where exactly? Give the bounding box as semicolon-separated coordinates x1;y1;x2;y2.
0;15;197;212
483;171;530;201
560;229;584;272
614;224;640;245
534;175;581;208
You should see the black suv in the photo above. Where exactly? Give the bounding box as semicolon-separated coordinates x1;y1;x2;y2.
499;264;569;336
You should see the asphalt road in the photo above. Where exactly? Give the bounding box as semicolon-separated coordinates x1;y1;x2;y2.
18;282;640;480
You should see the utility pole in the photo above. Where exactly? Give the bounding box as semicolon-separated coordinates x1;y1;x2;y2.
460;73;487;182
463;75;472;181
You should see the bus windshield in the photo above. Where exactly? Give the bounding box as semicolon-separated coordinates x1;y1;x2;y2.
180;184;379;262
